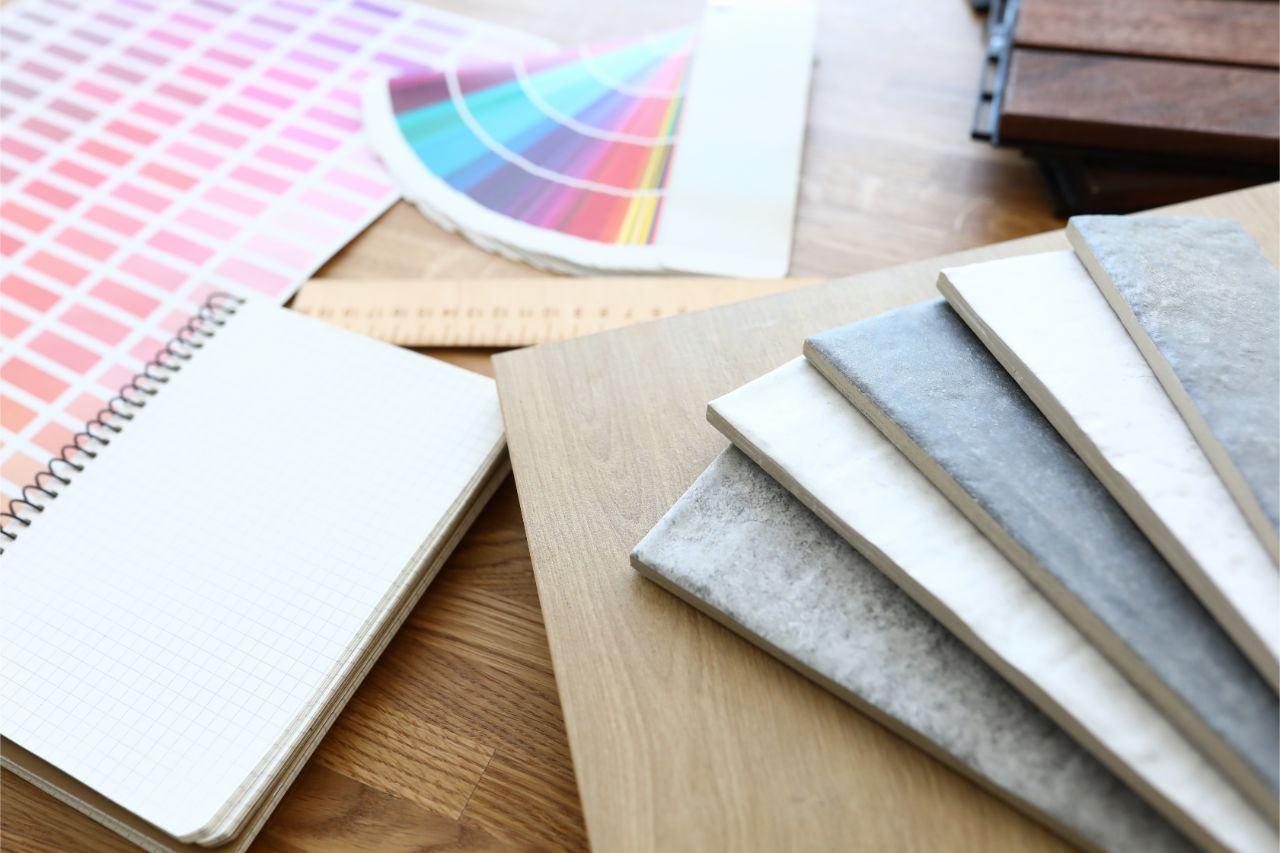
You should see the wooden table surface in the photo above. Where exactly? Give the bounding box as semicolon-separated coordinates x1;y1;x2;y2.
1;0;1064;850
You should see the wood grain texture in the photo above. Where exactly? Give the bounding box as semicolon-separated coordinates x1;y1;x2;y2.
0;0;1093;848
494;185;1278;852
1000;49;1280;163
1015;0;1280;68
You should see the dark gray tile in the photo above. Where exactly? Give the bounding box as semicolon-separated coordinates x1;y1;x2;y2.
1068;215;1279;558
805;299;1279;817
631;447;1191;853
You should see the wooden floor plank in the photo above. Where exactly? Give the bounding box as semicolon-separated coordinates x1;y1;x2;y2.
1015;0;1280;68
301;481;586;850
313;702;494;821
461;746;589;850
1000;48;1280;163
0;772;140;853
252;765;519;853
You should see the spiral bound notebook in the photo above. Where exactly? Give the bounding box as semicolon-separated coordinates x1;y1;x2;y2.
0;296;508;851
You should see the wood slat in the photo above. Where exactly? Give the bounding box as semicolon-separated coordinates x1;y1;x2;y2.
1015;0;1280;68
1000;48;1280;163
492;185;1279;852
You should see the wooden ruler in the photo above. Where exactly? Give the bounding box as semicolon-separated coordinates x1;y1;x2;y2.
291;276;820;347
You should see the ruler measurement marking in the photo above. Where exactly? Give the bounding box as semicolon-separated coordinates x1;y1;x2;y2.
291;277;819;347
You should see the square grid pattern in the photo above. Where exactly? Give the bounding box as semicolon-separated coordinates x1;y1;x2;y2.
0;299;505;841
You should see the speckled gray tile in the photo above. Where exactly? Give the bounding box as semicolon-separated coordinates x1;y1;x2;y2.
1068;215;1280;563
805;300;1280;821
631;447;1192;853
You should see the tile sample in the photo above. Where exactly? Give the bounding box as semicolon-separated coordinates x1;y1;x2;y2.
707;358;1277;851
803;305;1280;821
939;250;1279;689
1068;215;1280;563
631;447;1194;853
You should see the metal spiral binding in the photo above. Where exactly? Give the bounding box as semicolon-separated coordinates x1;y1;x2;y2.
0;293;244;555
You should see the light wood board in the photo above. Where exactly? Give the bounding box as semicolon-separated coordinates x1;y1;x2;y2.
493;183;1279;852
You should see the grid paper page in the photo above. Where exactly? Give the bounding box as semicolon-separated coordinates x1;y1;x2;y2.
0;298;505;842
0;0;551;497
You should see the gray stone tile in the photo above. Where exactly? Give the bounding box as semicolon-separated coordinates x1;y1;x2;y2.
631;447;1192;853
805;300;1279;819
1068;215;1280;562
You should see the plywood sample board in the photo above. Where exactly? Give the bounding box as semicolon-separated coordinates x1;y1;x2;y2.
492;184;1279;851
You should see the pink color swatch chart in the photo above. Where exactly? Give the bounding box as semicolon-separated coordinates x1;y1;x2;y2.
0;0;549;496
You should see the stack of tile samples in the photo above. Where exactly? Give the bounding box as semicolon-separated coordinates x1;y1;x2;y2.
972;0;1280;214
631;215;1280;852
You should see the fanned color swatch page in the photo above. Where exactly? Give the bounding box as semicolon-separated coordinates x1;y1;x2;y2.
366;0;817;275
0;0;550;496
369;28;695;265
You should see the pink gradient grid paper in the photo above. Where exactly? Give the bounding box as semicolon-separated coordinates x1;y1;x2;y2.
0;0;551;494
